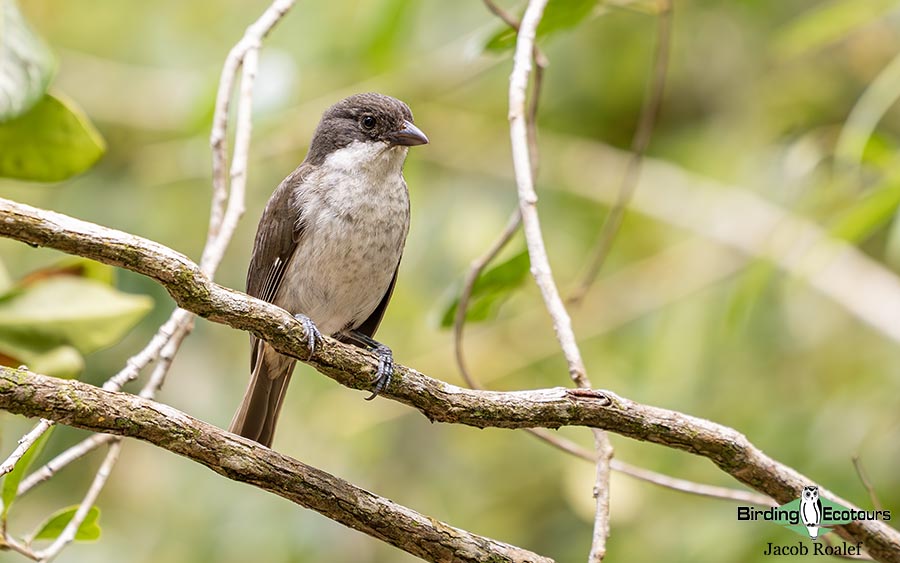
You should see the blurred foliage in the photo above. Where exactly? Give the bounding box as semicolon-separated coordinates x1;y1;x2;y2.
483;0;597;53
0;0;55;120
0;258;152;379
0;1;899;562
0;0;104;182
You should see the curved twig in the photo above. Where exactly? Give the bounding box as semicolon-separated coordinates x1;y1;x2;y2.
570;0;673;304
508;1;614;559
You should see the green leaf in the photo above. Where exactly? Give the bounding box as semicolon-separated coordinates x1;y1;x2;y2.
1;426;54;519
0;339;84;378
31;505;101;542
484;0;598;53
15;256;116;289
773;0;899;59
0;0;56;121
441;249;531;328
0;92;106;182
829;179;900;243
0;276;153;355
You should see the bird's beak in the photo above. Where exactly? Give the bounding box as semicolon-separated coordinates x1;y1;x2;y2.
387;120;429;146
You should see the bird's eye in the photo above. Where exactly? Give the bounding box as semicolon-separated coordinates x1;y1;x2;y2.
361;116;377;130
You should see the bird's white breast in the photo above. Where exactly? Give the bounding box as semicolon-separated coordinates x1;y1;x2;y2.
274;141;410;336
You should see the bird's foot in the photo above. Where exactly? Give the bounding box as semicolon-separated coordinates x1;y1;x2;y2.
293;314;323;360
365;344;393;401
342;330;394;400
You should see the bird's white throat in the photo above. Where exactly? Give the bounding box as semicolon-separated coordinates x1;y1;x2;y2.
322;140;408;178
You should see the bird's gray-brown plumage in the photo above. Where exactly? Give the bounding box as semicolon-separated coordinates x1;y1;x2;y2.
229;93;427;447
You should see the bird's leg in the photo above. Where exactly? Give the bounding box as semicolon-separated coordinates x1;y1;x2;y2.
294;314;323;360
342;330;393;400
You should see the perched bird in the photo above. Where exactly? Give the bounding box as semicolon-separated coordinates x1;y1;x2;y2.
229;92;428;447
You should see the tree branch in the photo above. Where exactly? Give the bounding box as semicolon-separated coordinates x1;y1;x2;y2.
0;199;898;561
0;367;551;563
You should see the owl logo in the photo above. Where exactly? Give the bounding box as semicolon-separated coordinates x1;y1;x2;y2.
800;486;823;540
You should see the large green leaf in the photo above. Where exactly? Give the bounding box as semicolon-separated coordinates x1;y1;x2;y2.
0;339;83;378
1;426;54;520
13;256;115;291
31;505;101;542
0;92;105;182
441;249;531;328
0;0;56;121
484;0;598;53
0;276;152;355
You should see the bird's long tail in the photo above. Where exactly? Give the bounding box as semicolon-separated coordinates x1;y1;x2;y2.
229;345;295;447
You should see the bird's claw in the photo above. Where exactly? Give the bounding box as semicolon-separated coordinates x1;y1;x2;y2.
293;314;323;360
365;345;393;401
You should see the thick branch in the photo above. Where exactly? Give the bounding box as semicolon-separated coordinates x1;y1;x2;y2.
0;367;549;563
0;199;898;561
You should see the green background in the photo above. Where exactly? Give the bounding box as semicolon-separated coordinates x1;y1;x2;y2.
1;1;898;562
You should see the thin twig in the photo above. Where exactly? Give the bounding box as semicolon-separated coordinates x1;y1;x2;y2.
524;428;774;505
453;209;520;387
483;0;521;30
207;0;294;259
853;456;883;511
1;534;39;561
18;316;190;498
0;419;53;477
611;459;774;506
589;433;613;563
508;1;612;560
34;441;122;562
509;0;585;408
570;0;672;304
17;434;116;497
455;0;549;389
453;0;547;387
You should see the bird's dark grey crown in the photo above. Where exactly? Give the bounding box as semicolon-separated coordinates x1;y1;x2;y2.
305;93;416;165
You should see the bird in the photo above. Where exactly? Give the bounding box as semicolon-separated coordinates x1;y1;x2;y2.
800;485;823;540
229;92;428;447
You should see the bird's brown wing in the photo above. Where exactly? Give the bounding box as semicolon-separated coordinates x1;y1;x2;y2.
246;166;307;371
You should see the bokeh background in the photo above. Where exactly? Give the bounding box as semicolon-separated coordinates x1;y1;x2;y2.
2;1;900;561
